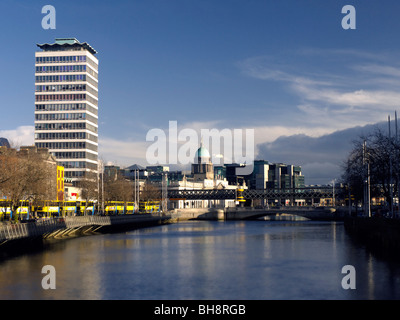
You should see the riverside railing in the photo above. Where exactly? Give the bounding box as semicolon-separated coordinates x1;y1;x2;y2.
0;218;65;242
0;214;167;243
0;216;110;242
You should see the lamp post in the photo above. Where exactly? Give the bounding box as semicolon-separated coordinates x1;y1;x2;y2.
332;179;336;207
363;140;371;218
98;160;104;214
134;170;140;213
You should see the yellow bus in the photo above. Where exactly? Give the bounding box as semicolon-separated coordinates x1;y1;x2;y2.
104;201;136;215
0;200;32;220
35;200;61;218
104;201;126;215
139;200;160;213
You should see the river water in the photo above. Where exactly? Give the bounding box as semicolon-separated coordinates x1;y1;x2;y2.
0;220;399;300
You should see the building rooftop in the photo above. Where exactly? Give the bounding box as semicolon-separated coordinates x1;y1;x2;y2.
37;38;97;55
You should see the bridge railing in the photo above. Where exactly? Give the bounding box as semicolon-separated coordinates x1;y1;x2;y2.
225;206;333;212
168;187;337;200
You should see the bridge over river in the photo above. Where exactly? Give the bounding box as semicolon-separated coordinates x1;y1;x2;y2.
167;186;336;201
170;206;346;221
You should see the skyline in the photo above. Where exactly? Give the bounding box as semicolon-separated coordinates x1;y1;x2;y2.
1;1;400;184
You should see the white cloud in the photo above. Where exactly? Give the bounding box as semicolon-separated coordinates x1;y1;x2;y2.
99;137;149;167
98;120;222;167
352;64;400;78
0;125;34;147
239;50;400;131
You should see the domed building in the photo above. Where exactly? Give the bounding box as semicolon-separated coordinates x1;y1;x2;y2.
192;142;214;181
0;138;10;148
161;141;243;210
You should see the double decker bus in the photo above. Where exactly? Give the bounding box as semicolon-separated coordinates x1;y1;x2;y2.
104;201;136;215
139;200;160;213
0;200;32;221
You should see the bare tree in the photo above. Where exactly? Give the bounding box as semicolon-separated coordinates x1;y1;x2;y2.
140;182;161;202
104;174;133;202
78;171;98;203
0;147;57;220
342;126;400;210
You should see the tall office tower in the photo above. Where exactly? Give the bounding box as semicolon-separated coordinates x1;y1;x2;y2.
34;38;98;185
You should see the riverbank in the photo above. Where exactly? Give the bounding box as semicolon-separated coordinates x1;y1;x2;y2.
344;216;400;260
0;214;171;261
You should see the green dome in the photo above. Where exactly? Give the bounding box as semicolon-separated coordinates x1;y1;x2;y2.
195;146;210;158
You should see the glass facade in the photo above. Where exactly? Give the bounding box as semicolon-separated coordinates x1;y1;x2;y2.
34;39;99;182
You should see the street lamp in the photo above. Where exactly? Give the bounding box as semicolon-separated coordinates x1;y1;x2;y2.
332;179;336;207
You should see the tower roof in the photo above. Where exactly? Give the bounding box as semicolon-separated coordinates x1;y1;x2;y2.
37;38;97;55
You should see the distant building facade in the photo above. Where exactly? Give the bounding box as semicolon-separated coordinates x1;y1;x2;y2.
191;143;214;181
214;160;305;191
248;160;305;190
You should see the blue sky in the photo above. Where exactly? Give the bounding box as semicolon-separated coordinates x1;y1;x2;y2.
1;0;400;184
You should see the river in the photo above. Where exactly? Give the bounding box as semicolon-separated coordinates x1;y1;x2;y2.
0;220;399;300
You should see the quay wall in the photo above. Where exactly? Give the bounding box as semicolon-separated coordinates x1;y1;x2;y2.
0;214;170;260
344;217;400;258
169;208;225;221
0;214;169;245
169;207;343;221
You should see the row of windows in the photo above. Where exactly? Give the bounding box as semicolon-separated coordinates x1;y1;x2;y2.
36;74;85;82
36;65;87;73
35;103;98;116
35;132;98;141
35;122;98;133
52;151;98;161
35;55;98;70
35;112;98;124
36;55;87;64
65;171;86;178
35;64;98;80
36;93;85;102
35;74;97;87
36;132;86;140
35;84;98;97
35;132;98;143
35;94;98;106
36;112;87;121
58;161;98;170
36;84;86;92
36;141;98;152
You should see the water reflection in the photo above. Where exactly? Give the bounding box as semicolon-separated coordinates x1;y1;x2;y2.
0;220;399;299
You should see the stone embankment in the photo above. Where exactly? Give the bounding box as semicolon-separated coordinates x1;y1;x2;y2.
344;217;400;259
0;214;169;244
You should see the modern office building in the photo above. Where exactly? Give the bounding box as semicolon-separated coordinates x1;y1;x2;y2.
34;38;99;184
216;160;305;191
249;160;305;190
